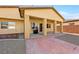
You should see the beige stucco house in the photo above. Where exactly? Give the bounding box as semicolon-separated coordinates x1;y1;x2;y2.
0;6;64;39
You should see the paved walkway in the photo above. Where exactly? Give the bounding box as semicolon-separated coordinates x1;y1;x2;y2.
26;33;79;54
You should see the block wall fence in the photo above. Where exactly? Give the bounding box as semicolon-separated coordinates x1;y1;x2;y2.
57;23;79;34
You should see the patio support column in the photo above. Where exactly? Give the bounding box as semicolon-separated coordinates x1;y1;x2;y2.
51;23;54;32
24;15;30;39
43;18;47;36
53;21;57;33
60;22;63;33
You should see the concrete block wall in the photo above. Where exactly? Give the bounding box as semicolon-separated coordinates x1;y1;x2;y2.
63;25;79;34
57;24;79;34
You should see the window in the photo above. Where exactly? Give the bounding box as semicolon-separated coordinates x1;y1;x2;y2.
47;24;51;28
1;22;8;29
8;22;16;29
0;22;16;29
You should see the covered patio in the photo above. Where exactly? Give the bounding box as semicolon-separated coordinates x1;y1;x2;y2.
23;7;64;39
24;15;63;39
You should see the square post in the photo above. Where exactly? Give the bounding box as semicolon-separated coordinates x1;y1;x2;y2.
60;22;63;33
24;15;30;39
53;21;57;33
43;19;47;36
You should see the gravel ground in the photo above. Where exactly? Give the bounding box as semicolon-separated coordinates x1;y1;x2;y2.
0;39;26;54
55;33;79;46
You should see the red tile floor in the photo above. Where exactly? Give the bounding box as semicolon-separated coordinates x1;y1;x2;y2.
26;33;79;54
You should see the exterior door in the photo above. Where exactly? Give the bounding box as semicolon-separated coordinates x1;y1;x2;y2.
39;23;43;32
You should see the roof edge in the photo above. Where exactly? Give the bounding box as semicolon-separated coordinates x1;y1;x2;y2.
0;5;65;21
20;6;65;21
52;7;65;21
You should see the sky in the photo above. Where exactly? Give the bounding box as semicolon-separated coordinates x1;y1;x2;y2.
54;5;79;20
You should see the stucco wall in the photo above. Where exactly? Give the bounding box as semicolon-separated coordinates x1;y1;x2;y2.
16;20;24;33
47;20;54;32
